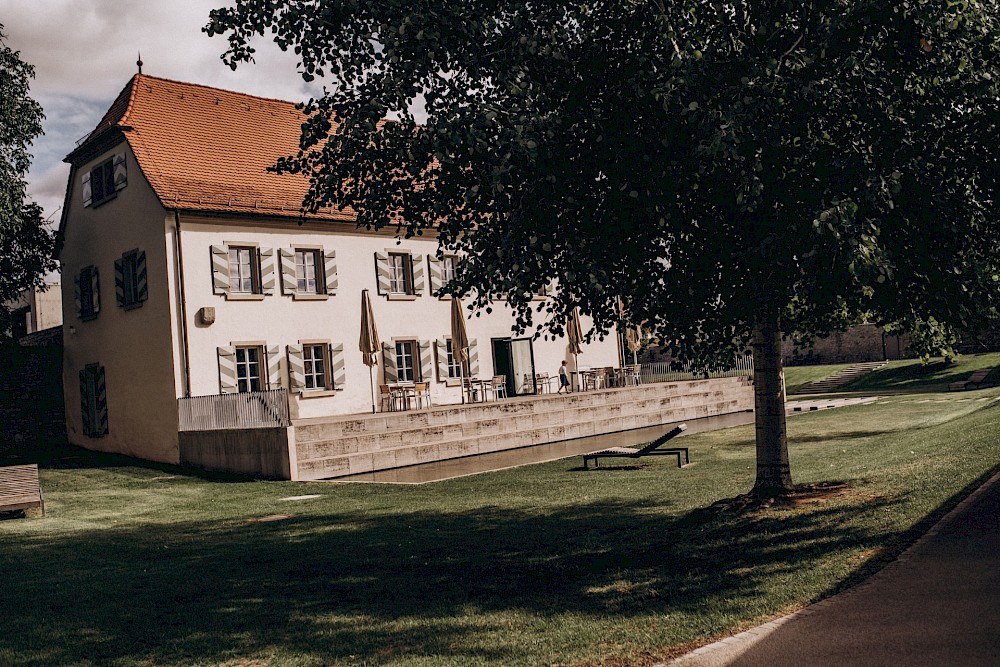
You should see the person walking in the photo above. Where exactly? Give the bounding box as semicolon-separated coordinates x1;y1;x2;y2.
557;360;572;393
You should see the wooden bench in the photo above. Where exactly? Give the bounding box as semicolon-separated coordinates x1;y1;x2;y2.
0;464;45;516
949;368;994;392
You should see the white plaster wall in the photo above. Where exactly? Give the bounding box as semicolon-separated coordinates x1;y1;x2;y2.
61;143;181;463
30;286;63;332
179;217;619;419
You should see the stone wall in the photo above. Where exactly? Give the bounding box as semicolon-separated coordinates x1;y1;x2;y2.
782;325;909;365
0;343;65;452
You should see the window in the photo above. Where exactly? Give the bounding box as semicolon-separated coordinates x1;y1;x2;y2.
295;249;322;294
441;256;457;285
78;266;100;321
235;345;264;392
303;343;329;390
228;247;259;294
389;253;413;294
116;249;147;310
445;339;464;379
89;159;116;206
395;341;418;382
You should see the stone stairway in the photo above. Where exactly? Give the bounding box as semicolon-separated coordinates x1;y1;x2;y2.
795;361;887;395
292;376;754;480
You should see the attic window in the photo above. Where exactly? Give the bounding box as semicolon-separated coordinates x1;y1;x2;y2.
89;158;117;206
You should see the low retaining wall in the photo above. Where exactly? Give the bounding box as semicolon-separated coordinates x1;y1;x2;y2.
179;427;293;479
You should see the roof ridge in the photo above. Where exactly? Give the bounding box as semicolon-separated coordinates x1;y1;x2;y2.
128;73;306;110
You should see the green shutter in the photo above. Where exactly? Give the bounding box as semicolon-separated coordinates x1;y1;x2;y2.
135;251;148;303
113;153;127;191
79;368;92;435
436;339;449;381
411;254;426;295
267;345;281;389
324;249;339;294
74;273;82;319
95;365;109;436
286;345;305;392
114;259;125;307
382;342;397;384
428;256;442;296
468;339;480;377
259;248;276;295
217;346;238;394
418;340;433;382
211;246;230;294
330;343;346;389
280;249;296;295
375;252;391;295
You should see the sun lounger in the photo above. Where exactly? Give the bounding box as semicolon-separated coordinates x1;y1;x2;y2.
583;424;688;469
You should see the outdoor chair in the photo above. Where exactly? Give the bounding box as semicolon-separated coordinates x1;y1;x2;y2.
379;384;395;412
485;375;508;400
462;377;482;403
582;424;688;469
412;382;432;409
623;364;642;386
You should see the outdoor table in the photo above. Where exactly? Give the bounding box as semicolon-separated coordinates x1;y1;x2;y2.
464;378;490;403
389;382;415;410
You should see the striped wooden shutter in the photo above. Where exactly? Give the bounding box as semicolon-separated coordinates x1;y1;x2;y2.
436;339;449;381
79;369;92;435
411;254;425;295
279;249;296;295
89;267;100;314
81;171;92;207
74;273;82;319
330;343;346;389
418;340;433;381
323;249;339;294
382;342;398;383
94;365;109;436
210;246;230;294
468;338;480;377
259;248;276;295
217;346;238;394
374;252;391;294
114;259;125;307
286;345;305;392
267;345;282;389
136;251;148;303
113;153;127;191
428;256;442;296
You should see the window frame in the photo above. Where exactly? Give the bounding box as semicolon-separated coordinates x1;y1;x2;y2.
228;246;261;295
302;342;331;391
294;248;324;295
394;340;419;383
89;158;116;207
388;252;414;295
79;266;98;321
234;344;265;393
445;339;464;380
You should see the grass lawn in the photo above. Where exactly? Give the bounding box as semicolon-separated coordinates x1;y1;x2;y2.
783;363;852;395
840;352;1000;393
3;391;1000;666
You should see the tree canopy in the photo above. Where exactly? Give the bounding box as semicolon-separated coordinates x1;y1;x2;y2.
207;1;1000;495
0;25;55;313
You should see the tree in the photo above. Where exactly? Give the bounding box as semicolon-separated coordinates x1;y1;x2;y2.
207;2;1000;497
0;25;56;315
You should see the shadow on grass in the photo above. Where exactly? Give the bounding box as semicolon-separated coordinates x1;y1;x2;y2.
842;361;983;393
0;492;905;666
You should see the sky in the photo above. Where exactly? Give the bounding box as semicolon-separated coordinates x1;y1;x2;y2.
0;0;326;223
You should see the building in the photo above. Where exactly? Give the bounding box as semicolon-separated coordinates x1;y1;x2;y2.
4;284;62;342
58;74;635;474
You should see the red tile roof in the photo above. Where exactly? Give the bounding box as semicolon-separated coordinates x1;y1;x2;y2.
77;74;355;222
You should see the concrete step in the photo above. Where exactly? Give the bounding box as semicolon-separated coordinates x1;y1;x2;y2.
796;362;887;394
293;377;754;480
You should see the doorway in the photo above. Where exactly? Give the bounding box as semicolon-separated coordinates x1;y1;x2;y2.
492;338;537;396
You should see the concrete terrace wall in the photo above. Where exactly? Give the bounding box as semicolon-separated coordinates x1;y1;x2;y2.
293;376;753;481
179;427;292;479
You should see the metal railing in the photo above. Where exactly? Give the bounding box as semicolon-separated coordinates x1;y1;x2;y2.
178;389;291;432
639;355;754;383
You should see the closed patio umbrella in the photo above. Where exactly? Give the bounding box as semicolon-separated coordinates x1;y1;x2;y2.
567;307;584;389
450;296;470;403
626;324;643;365
359;289;381;413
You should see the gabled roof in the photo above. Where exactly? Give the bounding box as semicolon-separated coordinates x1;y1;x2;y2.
69;74;355;222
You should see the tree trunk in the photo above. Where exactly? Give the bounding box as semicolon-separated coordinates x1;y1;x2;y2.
751;321;793;496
